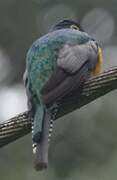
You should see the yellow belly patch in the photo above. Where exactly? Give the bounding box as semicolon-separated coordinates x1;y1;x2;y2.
92;47;103;76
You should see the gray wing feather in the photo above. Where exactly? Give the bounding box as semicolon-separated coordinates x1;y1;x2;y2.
41;41;98;105
57;41;98;74
42;40;98;96
42;63;90;105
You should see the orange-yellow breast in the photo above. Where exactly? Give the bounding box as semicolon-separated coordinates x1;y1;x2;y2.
92;47;103;76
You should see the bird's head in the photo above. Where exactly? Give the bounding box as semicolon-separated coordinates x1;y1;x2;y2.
51;19;84;31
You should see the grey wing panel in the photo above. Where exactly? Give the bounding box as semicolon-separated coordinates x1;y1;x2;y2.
57;41;98;74
42;63;90;105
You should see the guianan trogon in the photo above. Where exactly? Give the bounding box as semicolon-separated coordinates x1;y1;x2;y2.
23;19;103;170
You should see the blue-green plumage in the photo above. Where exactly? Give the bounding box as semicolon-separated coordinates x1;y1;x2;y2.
27;29;91;88
26;29;91;140
24;20;101;170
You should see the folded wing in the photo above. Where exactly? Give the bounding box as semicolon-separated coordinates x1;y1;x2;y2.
41;40;98;105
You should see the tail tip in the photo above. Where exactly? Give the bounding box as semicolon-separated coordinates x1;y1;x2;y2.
34;161;47;171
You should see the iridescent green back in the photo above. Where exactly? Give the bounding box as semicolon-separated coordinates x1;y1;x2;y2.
26;29;91;103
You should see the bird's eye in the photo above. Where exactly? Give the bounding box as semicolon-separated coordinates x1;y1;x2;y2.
70;25;80;30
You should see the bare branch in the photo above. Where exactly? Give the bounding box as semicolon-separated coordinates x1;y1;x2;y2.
0;66;117;147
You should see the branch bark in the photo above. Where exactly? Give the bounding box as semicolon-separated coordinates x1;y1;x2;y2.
0;66;117;147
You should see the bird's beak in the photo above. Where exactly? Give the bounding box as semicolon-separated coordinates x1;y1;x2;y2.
93;47;103;76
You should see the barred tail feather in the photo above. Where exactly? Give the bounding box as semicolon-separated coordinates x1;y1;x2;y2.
33;109;52;170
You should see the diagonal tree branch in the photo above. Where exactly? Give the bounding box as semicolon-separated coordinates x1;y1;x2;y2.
0;66;117;148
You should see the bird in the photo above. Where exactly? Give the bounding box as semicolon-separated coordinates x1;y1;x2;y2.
23;19;103;170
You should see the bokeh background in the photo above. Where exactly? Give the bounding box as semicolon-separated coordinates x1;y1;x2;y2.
0;0;117;179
